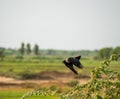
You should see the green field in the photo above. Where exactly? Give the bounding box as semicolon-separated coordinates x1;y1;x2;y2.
0;56;120;99
0;88;57;99
0;56;119;78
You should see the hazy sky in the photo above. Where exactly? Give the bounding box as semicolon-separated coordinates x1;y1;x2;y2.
0;0;120;50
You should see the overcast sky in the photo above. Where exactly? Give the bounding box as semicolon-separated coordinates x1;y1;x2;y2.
0;0;120;50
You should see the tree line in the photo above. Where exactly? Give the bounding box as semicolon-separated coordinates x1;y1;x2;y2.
19;42;39;55
0;43;120;61
18;44;120;59
98;46;120;59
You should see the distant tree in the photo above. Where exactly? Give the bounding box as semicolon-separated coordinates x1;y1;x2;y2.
19;42;25;55
98;47;113;59
33;44;39;55
0;49;5;61
112;46;120;54
26;43;31;55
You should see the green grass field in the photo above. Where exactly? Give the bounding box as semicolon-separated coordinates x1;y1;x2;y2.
0;57;119;78
0;88;57;99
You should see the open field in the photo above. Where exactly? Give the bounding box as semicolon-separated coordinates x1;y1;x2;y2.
0;59;119;79
0;56;120;99
0;56;120;76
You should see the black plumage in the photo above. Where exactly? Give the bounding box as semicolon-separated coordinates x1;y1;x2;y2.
63;56;83;75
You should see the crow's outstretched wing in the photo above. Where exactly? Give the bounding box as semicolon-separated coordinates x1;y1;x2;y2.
75;56;81;60
68;65;78;75
66;64;78;75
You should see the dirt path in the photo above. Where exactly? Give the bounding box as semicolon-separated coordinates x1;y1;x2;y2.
0;71;90;88
0;76;89;87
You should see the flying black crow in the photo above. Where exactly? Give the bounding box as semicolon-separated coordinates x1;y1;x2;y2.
63;56;83;75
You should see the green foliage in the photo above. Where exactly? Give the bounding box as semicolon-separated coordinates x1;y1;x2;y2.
33;44;39;55
112;46;120;54
26;43;31;55
21;87;59;99
0;48;5;61
98;46;120;60
19;42;25;55
98;47;113;59
21;54;120;99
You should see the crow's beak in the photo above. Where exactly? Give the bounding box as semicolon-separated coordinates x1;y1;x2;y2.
62;60;65;64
